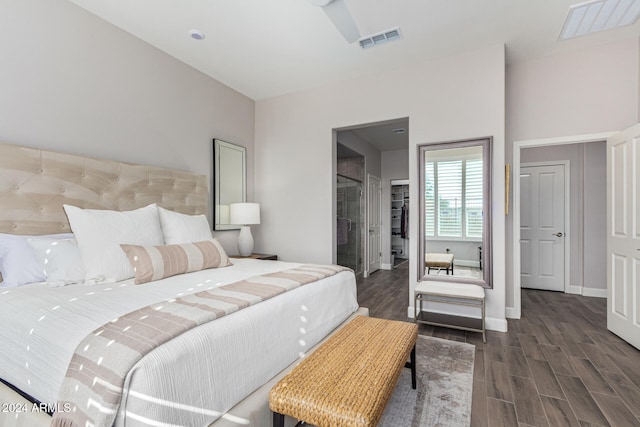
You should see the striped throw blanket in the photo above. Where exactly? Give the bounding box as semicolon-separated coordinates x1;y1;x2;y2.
50;264;350;427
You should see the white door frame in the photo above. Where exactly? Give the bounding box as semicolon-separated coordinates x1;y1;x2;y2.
520;161;572;294
365;173;382;278
510;132;614;319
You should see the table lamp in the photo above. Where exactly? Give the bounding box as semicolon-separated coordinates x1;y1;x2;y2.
229;203;261;256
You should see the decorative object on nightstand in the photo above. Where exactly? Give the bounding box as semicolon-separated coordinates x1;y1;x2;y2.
230;202;260;256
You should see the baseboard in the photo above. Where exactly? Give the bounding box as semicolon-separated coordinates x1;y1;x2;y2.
381;263;393;270
567;285;582;295
454;260;480;268
582;287;607;298
505;306;520;319
486;316;507;332
407;306;507;332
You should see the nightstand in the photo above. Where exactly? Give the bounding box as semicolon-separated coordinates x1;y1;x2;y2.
231;253;278;261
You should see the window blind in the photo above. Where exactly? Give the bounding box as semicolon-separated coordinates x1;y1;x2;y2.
424;158;482;239
437;160;462;237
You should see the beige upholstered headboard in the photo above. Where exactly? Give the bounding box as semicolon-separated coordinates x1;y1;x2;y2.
0;142;208;236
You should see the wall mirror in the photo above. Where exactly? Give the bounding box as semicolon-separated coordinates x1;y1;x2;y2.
213;139;246;230
418;137;492;287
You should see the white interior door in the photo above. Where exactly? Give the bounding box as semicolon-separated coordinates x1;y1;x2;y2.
520;164;566;291
607;124;640;349
367;174;381;276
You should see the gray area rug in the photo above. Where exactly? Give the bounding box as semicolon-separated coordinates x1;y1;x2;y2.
379;335;475;427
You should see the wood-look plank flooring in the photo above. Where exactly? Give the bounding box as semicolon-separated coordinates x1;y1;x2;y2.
356;262;640;427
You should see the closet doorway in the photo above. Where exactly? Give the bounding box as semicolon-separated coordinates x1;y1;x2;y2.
390;179;409;266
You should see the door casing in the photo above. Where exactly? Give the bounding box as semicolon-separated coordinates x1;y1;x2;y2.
510;132;614;319
365;173;382;278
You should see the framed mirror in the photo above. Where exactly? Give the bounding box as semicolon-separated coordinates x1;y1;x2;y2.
213;139;246;230
418;137;492;287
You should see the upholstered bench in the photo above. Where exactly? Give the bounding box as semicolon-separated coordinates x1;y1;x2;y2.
425;253;454;275
269;315;418;427
414;281;486;342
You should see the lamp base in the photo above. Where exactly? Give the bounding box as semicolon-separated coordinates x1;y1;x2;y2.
237;225;254;257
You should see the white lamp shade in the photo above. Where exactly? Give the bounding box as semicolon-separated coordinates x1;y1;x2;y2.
229;203;261;225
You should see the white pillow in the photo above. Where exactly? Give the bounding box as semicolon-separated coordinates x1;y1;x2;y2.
158;207;213;244
0;233;74;288
64;204;164;283
27;238;85;287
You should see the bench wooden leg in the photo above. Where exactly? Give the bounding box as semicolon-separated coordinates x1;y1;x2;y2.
404;344;417;389
273;412;285;427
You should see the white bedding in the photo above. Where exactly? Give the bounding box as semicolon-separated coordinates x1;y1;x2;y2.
0;259;358;426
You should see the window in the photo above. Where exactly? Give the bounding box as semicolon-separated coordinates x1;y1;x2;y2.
424;157;483;240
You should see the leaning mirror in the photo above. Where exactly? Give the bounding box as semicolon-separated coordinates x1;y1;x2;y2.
418;137;492;287
213;139;246;230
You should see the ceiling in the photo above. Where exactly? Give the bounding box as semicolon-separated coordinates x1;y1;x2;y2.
67;0;640;101
343;118;409;152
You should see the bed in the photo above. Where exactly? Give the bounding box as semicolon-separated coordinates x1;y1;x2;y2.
0;142;362;427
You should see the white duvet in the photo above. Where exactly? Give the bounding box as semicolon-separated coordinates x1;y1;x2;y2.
0;259;358;426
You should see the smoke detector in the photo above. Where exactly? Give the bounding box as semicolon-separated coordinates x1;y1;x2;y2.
189;29;205;40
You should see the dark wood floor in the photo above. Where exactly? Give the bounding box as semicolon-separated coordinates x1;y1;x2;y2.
357;261;640;427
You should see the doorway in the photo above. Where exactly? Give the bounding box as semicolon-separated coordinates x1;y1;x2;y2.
333;117;409;275
511;132;612;319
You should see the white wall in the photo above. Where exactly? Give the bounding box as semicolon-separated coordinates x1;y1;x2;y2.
0;0;255;254
255;45;506;331
521;142;606;295
381;149;409;267
505;37;639;312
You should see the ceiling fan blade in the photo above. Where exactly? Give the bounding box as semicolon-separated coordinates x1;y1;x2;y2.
321;0;361;43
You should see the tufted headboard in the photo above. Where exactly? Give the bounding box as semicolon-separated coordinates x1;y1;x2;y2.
0;142;208;236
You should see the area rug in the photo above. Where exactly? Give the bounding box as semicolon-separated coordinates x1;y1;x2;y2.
379;335;475;427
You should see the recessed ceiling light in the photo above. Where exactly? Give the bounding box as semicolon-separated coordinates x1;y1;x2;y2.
559;0;640;41
189;29;205;40
393;128;406;134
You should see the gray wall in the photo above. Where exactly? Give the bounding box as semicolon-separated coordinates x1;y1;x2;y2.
0;0;256;253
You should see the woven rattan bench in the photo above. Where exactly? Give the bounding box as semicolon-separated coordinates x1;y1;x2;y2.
269;315;418;427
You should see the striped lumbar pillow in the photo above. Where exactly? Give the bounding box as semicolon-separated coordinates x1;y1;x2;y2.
120;238;231;284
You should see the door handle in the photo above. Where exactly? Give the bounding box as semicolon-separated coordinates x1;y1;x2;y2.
553;232;564;237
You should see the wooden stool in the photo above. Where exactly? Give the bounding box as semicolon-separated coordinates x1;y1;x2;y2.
269;316;418;427
414;282;486;342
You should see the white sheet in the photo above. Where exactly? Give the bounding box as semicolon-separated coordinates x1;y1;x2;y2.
0;259;358;426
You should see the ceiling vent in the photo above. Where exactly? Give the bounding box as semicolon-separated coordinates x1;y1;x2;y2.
359;27;402;49
559;0;640;40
